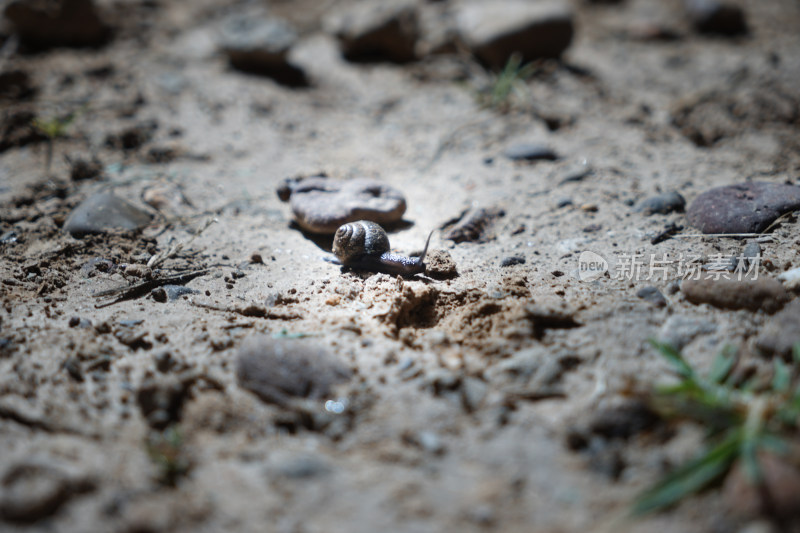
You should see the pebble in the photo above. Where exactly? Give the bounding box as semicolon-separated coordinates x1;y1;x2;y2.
151;285;199;303
68;156;102;181
443;206;504;243
685;0;747;36
456;1;574;68
686;182;800;234
460;376;487;413
269;452;331;479
63;190;153;236
755;300;800;359
3;0;112;49
424;249;459;279
682;277;790;314
555;197;573;208
723;452;800;520
634;191;686;215
326;0;419;63
636;286;667;307
777;267;800;291
500;255;525;267
0;461;95;523
236;336;352;406
219;10;307;86
503;142;558;162
657;315;717;350
278;176;406;234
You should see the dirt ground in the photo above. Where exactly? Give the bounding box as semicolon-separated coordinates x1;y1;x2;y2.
2;0;800;531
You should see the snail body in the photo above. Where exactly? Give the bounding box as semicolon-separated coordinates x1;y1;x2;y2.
332;220;431;276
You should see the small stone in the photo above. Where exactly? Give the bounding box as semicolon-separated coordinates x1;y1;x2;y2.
500;256;525;267
687;182;800;235
456;1;574;68
278;176;406;234
658;315;717;350
270;452;331;479
0;462;95;523
755;300;800;359
724;452;800;520
742;242;762;269
425;249;459;279
460;376;487;413
219;10;307;86
4;0;112;50
682;277;790;314
634;191;686;215
556;197;573;208
685;0;747;36
327;0;419;63
636;286;667;307
68;156;102;181
151;285;198;303
236;336;352;406
777;267;800;291
250;253;263;264
63;191;153;236
503;142;558;162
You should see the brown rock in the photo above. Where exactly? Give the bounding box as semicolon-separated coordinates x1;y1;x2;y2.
682;277;790;314
4;0;112;49
756;300;800;359
327;0;420;63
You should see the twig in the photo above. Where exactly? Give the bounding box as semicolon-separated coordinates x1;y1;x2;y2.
147;218;215;269
93;268;211;308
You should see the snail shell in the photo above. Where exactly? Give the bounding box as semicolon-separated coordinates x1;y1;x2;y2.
332;220;431;276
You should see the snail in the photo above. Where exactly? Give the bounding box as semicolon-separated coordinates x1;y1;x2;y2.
332;220;432;276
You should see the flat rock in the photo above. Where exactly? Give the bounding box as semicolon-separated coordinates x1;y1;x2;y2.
685;0;747;36
278;176;407;234
755;300;800;359
327;0;419;63
634;191;685;215
682;277;790;314
63;190;153;236
219;11;307;85
503;142;558;162
636;286;667;307
236;336;352;406
456;1;574;68
3;0;112;49
686;182;800;234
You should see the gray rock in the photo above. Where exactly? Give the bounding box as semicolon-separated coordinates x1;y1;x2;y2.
687;182;800;235
636;286;667;307
682;277;790;314
327;0;419;63
634;191;685;215
236;336;352;406
685;0;747;36
658;315;717;350
278;176;407;234
460;376;487;412
756;301;800;359
63;191;153;236
4;0;112;49
503;142;558;162
456;1;574;68
500;255;525;267
220;11;307;86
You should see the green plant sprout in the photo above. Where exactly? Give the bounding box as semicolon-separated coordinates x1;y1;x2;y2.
146;426;191;487
32;106;84;174
633;340;800;515
476;53;537;112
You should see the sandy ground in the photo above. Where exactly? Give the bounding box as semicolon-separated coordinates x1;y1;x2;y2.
2;0;800;531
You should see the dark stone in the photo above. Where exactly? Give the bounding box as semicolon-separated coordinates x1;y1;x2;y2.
634;191;686;215
69;156;103;181
755;300;800;359
687;182;800;234
685;0;747;36
151;285;199;303
220;12;308;86
503;142;558;162
4;0;112;49
636;286;667;307
329;1;420;63
682;277;790;314
587;401;661;441
456;1;574;68
500;256;526;267
63;191;152;236
236;336;352;406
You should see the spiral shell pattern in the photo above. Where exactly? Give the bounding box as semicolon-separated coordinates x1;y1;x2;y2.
332;220;390;264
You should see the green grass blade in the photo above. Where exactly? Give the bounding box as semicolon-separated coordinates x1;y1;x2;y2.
632;431;740;515
649;339;695;379
793;342;800;366
709;345;737;384
772;359;791;393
